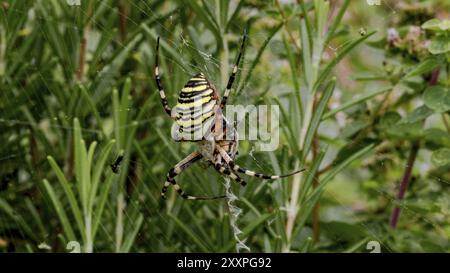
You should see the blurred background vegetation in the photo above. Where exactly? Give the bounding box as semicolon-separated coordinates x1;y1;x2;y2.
0;0;449;253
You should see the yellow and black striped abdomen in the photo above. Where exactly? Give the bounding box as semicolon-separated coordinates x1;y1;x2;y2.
172;73;218;141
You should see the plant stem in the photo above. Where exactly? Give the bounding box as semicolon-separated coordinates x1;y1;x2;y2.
283;163;302;252
118;0;128;42
390;142;419;228
283;95;314;252
76;0;93;81
390;66;439;229
77;37;87;81
429;67;440;86
84;213;93;253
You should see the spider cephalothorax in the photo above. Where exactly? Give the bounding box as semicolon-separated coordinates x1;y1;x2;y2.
155;34;304;200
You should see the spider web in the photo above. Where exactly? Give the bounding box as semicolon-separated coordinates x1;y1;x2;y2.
0;0;448;254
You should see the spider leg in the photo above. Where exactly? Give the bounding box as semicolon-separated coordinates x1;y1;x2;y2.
216;146;305;179
220;31;247;109
162;151;226;200
155;37;175;119
213;162;247;186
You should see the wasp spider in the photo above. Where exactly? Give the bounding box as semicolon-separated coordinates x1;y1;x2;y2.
155;33;304;200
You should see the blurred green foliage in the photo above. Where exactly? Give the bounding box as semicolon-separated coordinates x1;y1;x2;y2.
0;0;449;253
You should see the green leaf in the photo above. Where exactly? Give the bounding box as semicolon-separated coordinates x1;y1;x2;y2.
321;221;367;243
73;118;83;199
385;121;424;140
120;214;144;253
292;145;374;236
429;36;450;54
119;78;131;146
225;0;245;32
79;85;103;131
92;173;114;241
313;31;375;91
183;0;221;44
299;237;313;253
399;105;434;124
42;179;77;242
335;138;378;164
315;144;375;195
24;197;47;238
47;156;85;240
322;86;392;120
424;128;450;148
431;148;450;167
300;19;313;89
403;57;440;79
378;111;401;130
423;86;450;113
303;79;335;157
325;0;350;43
238;23;283;96
299;149;327;203
341;119;369;138
168;213;210;252
422;19;442;31
344;238;370;253
90;139;115;211
0;198;37;241
439;20;450;31
422;19;450;31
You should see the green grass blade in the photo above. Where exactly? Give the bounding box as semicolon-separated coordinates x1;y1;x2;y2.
238;22;283;96
120;214;144;253
90;139;116;211
300;19;313;90
79;139;90;214
299;148;326;203
303;79;335;158
142;24;190;73
47;155;85;239
344;238;370;253
112;88;121;148
183;0;221;44
313;31;375;91
313;144;375;196
298;0;313;49
92;172;114;241
299;237;313;253
119;78;131;145
78;85;103;131
24;197;47;238
325;0;350;43
87;141;97;174
0;198;37;241
168;213;210;252
225;0;245;32
322;86;392;120
73;118;83;199
41;179;77;242
403;57;441;79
